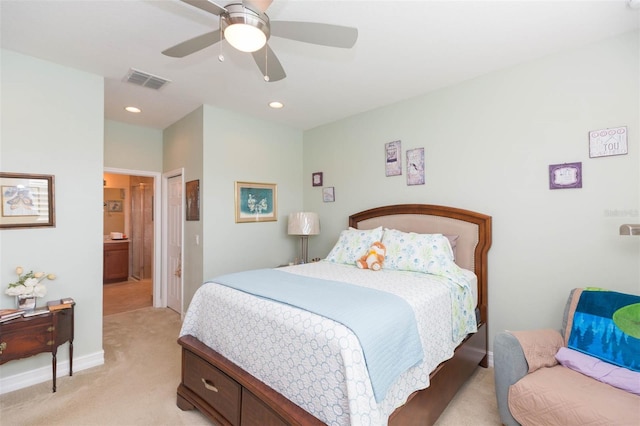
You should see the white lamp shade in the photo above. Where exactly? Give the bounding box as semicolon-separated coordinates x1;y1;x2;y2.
288;212;320;236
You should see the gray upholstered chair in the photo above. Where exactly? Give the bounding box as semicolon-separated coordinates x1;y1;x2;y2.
493;289;576;426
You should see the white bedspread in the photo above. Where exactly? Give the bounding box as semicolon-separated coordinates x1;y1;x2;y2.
180;261;477;426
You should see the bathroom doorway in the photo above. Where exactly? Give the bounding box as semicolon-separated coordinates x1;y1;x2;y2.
103;168;162;314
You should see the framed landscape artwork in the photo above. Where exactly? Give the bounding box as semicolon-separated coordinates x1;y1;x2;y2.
0;172;55;229
235;181;277;223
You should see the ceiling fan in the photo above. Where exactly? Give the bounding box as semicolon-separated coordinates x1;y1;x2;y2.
162;0;358;82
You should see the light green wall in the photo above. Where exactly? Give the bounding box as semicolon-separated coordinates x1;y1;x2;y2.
0;50;105;379
201;105;304;276
163;105;304;308
303;31;640;350
104;120;163;172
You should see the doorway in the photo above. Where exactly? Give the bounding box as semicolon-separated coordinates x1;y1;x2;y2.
103;167;163;314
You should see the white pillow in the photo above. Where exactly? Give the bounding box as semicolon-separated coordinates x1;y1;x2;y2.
382;228;455;274
325;226;384;265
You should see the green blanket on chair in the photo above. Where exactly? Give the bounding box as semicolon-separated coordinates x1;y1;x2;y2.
566;288;640;372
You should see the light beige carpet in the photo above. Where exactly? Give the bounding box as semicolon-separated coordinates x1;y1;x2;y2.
0;307;501;425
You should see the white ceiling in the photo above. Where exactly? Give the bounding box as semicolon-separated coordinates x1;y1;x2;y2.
1;0;638;131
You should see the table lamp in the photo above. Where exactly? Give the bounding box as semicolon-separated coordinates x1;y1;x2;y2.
288;212;320;264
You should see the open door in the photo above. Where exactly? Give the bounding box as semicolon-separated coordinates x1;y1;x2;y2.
166;174;183;314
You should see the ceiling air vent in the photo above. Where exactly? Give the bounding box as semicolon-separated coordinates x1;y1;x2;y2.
124;68;171;90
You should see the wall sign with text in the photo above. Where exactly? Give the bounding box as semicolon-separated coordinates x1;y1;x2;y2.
589;126;627;158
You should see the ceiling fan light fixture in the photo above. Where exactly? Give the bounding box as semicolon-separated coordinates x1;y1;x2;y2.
221;3;270;53
225;24;266;52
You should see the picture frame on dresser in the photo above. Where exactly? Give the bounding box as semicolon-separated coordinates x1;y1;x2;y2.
0;172;55;229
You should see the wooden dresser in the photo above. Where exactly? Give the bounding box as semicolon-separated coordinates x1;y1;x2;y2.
0;305;74;392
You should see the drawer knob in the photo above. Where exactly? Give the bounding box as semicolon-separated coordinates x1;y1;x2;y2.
201;378;218;393
0;341;6;354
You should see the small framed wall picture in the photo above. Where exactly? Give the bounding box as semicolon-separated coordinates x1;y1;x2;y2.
589;126;627;158
107;200;123;212
406;148;425;186
385;140;402;176
185;179;200;221
312;172;323;187
322;187;335;202
549;162;582;189
0;172;55;229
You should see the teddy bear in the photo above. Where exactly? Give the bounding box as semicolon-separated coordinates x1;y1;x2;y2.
356;241;386;271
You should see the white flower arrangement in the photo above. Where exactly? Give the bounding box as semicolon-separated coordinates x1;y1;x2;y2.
5;266;56;298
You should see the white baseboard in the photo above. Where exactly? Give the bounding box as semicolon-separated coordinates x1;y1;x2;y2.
487;350;494;367
0;350;104;395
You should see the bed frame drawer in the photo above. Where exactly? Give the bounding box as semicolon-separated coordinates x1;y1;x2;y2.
241;388;287;426
183;350;241;425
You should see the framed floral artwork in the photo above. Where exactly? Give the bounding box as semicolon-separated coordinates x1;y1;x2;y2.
235;181;277;223
0;172;55;229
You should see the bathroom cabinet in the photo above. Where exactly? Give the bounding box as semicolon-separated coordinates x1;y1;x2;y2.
103;241;129;283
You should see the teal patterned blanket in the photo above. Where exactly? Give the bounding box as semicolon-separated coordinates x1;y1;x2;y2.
567;289;640;372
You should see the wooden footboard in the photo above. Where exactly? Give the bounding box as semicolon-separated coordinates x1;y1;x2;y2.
178;323;486;426
177;334;325;426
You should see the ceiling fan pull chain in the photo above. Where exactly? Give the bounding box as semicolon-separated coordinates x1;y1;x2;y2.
264;48;270;81
218;15;225;62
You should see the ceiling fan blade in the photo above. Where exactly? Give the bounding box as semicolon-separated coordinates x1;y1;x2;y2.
242;0;273;14
162;30;222;57
270;21;358;48
181;0;226;16
251;44;286;82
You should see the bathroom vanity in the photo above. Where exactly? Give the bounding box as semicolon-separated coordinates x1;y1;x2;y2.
103;239;129;283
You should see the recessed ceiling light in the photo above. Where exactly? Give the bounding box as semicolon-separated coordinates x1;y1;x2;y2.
269;101;284;109
125;106;141;113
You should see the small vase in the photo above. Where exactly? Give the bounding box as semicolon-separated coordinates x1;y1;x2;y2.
17;295;37;311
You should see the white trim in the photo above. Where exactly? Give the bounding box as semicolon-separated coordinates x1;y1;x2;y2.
104;167;163;307
162;168;184;317
0;350;104;395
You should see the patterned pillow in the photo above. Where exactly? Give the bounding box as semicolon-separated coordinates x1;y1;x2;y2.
325;226;384;265
382;228;455;274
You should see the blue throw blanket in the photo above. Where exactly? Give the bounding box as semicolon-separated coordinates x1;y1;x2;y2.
211;269;424;402
568;289;640;372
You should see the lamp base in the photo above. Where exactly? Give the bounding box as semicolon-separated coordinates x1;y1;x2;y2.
298;235;310;264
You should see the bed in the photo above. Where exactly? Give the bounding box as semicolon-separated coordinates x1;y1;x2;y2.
176;204;492;426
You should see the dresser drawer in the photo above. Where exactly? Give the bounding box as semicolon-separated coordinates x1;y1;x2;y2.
183;350;241;426
0;316;53;364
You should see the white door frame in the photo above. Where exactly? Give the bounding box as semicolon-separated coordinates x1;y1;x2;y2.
162;168;184;316
104;167;164;307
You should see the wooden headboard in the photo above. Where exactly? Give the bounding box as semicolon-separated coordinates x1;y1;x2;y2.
349;204;492;324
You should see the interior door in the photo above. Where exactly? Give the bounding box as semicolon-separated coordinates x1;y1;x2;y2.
167;174;183;314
